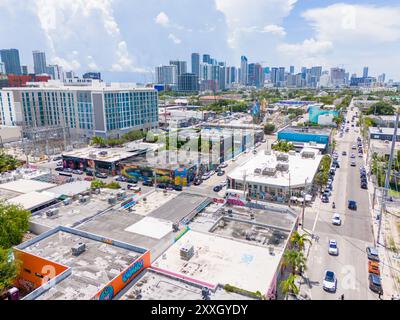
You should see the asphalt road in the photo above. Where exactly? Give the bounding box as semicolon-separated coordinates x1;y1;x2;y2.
303;103;378;300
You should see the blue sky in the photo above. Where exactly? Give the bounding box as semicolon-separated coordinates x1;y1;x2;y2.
0;0;399;82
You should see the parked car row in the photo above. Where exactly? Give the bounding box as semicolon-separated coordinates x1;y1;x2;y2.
366;246;383;295
360;166;368;189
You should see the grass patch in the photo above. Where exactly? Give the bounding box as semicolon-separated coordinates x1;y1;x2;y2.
223;284;263;299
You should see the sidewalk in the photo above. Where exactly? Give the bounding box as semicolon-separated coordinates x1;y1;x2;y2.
365;157;400;299
296;197;323;300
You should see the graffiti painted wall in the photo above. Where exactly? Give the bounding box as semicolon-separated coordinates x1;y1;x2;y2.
94;251;151;300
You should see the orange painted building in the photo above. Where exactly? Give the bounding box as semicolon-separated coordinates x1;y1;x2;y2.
13;248;69;291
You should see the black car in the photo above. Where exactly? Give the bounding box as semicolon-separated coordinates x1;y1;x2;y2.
142;180;154;187
217;170;225;176
86;171;94;176
368;273;383;294
348;200;357;210
126;178;138;184
361;183;368;189
172;185;183;191
213;185;222;192
55;167;64;172
193;179;202;186
157;183;167;189
333;161;340;169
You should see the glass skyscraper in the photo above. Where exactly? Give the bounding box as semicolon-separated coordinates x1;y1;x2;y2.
0;49;21;75
33;51;48;75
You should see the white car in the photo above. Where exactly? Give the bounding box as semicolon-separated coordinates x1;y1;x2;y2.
332;213;342;226
352;145;357;150
328;240;339;256
202;174;210;180
351;160;356;167
323;270;337;292
219;162;228;169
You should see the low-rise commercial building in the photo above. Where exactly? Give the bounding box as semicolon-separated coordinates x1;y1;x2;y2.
227;149;322;203
369;127;400;142
277;126;332;152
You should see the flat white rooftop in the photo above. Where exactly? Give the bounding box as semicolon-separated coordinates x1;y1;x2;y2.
63;146;136;163
153;230;283;294
46;181;91;198
8;191;58;211
0;179;56;194
125;217;171;239
228;150;322;188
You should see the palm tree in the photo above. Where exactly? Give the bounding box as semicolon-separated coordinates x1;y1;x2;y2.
280;274;299;300
294;250;307;275
91;136;106;147
290;231;311;251
282;249;307;275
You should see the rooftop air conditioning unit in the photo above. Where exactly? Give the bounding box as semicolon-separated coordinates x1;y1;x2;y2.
262;167;276;176
172;222;179;232
46;208;59;218
79;195;90;203
276;162;289;172
265;150;272;156
108;196;117;205
288;150;296;156
276;153;289;162
71;242;86;256
180;244;194;261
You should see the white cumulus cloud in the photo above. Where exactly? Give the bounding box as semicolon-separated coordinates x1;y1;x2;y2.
262;24;286;36
216;0;296;48
302;3;400;43
155;11;170;27
277;38;333;67
168;33;181;44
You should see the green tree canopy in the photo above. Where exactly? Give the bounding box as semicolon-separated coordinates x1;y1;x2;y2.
0;153;21;173
0;202;30;249
272;140;295;153
280;273;299;299
0;247;20;293
90;180;106;189
264;123;276;135
366;101;395;115
90;136;107;148
290;231;311;251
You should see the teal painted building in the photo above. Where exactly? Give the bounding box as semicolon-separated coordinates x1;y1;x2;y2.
308;104;338;124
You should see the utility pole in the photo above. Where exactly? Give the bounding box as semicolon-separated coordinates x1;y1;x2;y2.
301;177;309;229
288;172;291;207
377;111;399;244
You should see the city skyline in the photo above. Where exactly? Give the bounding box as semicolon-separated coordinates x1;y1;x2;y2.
0;0;399;82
